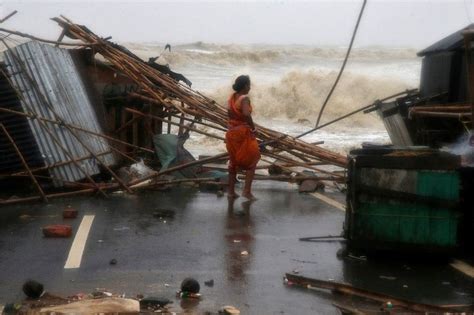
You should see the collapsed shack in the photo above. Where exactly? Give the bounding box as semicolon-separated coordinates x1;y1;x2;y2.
374;24;474;148
0;16;348;205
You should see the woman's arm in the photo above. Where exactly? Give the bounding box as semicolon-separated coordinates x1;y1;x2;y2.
240;97;256;132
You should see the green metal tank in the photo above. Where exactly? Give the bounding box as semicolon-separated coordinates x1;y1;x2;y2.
344;146;462;254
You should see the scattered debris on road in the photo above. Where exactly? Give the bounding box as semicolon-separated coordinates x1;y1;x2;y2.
42;224;72;238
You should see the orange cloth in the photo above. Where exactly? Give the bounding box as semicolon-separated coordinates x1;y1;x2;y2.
225;93;261;171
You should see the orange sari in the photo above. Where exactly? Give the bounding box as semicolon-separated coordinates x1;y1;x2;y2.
225;93;261;171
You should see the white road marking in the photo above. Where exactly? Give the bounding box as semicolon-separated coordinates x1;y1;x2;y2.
450;259;474;278
64;215;95;269
310;192;346;212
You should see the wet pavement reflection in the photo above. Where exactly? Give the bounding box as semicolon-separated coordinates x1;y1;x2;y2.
0;182;472;314
225;199;255;284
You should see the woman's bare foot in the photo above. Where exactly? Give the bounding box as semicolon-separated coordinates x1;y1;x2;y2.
242;192;257;201
228;192;240;199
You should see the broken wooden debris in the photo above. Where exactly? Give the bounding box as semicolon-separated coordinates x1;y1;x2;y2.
0;16;349;204
0;107;154;153
284;273;461;313
299;235;346;242
238;174;342;183
52;16;347;166
332;302;366;315
0;26;95;46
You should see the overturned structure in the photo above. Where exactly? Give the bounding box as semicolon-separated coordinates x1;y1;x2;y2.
376;24;474;147
1;41;116;187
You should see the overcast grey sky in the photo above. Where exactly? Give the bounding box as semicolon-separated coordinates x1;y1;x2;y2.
1;0;473;48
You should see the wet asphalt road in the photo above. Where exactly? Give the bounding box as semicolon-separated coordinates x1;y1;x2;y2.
0;181;472;314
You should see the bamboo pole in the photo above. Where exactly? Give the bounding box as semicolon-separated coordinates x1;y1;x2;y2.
178;113;185;136
260;158;301;177
114;115;142;134
258;157;340;184
4;176;221;205
169;112;227;132
167;112;172;134
279;161;327;167
1;174;219;205
0;123;48;202
0;188;96;205
127;153;229;187
8;150;111;176
128;93;227;132
11;173;107;189
238;174;344;182
131;177;221;190
0;107;154;153
132;112;139;146
265;151;344;178
109;146;138;163
0;26;95;46
125;107;225;141
55;28;67;47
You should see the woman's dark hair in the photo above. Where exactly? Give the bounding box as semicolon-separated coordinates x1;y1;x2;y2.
232;75;250;92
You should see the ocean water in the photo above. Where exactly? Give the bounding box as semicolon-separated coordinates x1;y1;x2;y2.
128;42;421;155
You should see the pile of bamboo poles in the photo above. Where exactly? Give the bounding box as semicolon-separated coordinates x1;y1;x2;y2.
52;16;347;168
0;16;348;205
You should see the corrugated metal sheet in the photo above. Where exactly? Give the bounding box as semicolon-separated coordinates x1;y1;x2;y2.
0;65;45;174
2;41;115;187
377;101;413;146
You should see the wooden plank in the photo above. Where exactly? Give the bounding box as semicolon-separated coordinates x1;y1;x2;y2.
310;192;345;211
450;259;474;278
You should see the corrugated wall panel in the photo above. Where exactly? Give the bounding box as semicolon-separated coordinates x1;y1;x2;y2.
0;65;45;174
3;41;116;187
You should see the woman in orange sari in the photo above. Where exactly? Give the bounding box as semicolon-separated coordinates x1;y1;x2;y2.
226;75;261;200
